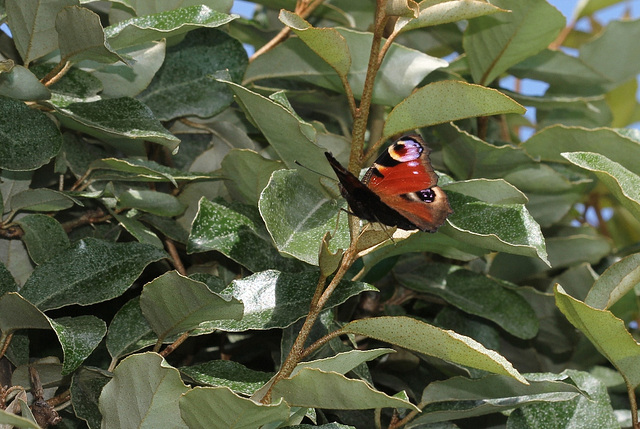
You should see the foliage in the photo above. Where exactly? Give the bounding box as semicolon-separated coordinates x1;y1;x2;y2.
1;0;640;428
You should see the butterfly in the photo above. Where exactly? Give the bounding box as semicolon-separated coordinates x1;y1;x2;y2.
325;135;452;232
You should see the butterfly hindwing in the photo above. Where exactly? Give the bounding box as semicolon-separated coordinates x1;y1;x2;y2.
325;135;452;232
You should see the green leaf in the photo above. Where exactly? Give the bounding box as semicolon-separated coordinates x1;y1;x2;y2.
5;0;77;65
0;292;51;332
0;63;51;101
555;285;640;389
521;125;640;174
188;198;308;273
408;374;581;426
509;49;609;95
205;270;377;332
383;81;525;139
16;214;70;264
442;181;549;264
294;348;394;375
138;28;247;120
71;367;111;429
56;6;123;63
117;0;233;16
361;231;487;272
89;158;219;185
180;360;273;395
51;315;107;374
397;264;538;339
11;188;80;212
506;370;618;428
515;92;613;129
116;188;186;217
52;97;180;153
279;10;351;78
220;149;285;205
1;170;32;211
105;4;237;50
179;386;290;429
0;239;33;286
574;0;625;18
0;96;62;171
463;0;565;85
99;352;189;429
19;238;167;311
0;409;40;429
79;41;166;98
140;271;244;341
29;64;103;105
585;253;640;310
340;316;526;383
0;261;17;295
579;19;640;90
106;297;156;360
245;28;447;106
438;123;535;180
259;169;350;265
112;212;163;248
607;77;638;128
271;368;419;410
562;151;640;218
490;231;612;282
0;293;105;374
221;81;332;179
397;0;506;33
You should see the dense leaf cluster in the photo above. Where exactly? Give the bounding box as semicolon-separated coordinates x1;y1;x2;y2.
1;1;640;428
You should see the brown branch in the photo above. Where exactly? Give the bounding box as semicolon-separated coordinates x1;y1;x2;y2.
0;225;23;239
165;238;186;275
549;20;575;50
350;1;389;169
61;209;111;233
0;332;13;360
159;331;191;358
249;0;326;63
628;378;639;429
41;61;72;87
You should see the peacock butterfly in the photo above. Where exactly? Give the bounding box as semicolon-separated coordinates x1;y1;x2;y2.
325;134;452;232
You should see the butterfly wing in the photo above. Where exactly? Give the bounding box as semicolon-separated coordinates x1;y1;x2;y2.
325;135;452;232
324;152;420;230
362;135;452;231
364;135;438;194
376;186;452;232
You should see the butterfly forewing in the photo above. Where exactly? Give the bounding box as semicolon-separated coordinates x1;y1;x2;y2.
324;134;452;232
365;136;439;195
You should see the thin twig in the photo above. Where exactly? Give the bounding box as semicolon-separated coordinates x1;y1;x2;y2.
165;238;186;275
159;331;191;358
0;332;13;360
41;61;72;87
61;209;111;233
249;0;326;63
628;378;639;429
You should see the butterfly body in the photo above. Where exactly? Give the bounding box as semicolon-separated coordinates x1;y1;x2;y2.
325;135;452;232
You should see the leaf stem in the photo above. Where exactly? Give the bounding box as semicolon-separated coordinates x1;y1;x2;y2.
627;378;639;429
0;331;13;360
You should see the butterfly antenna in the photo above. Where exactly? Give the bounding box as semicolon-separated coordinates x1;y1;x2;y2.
294;160;336;181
